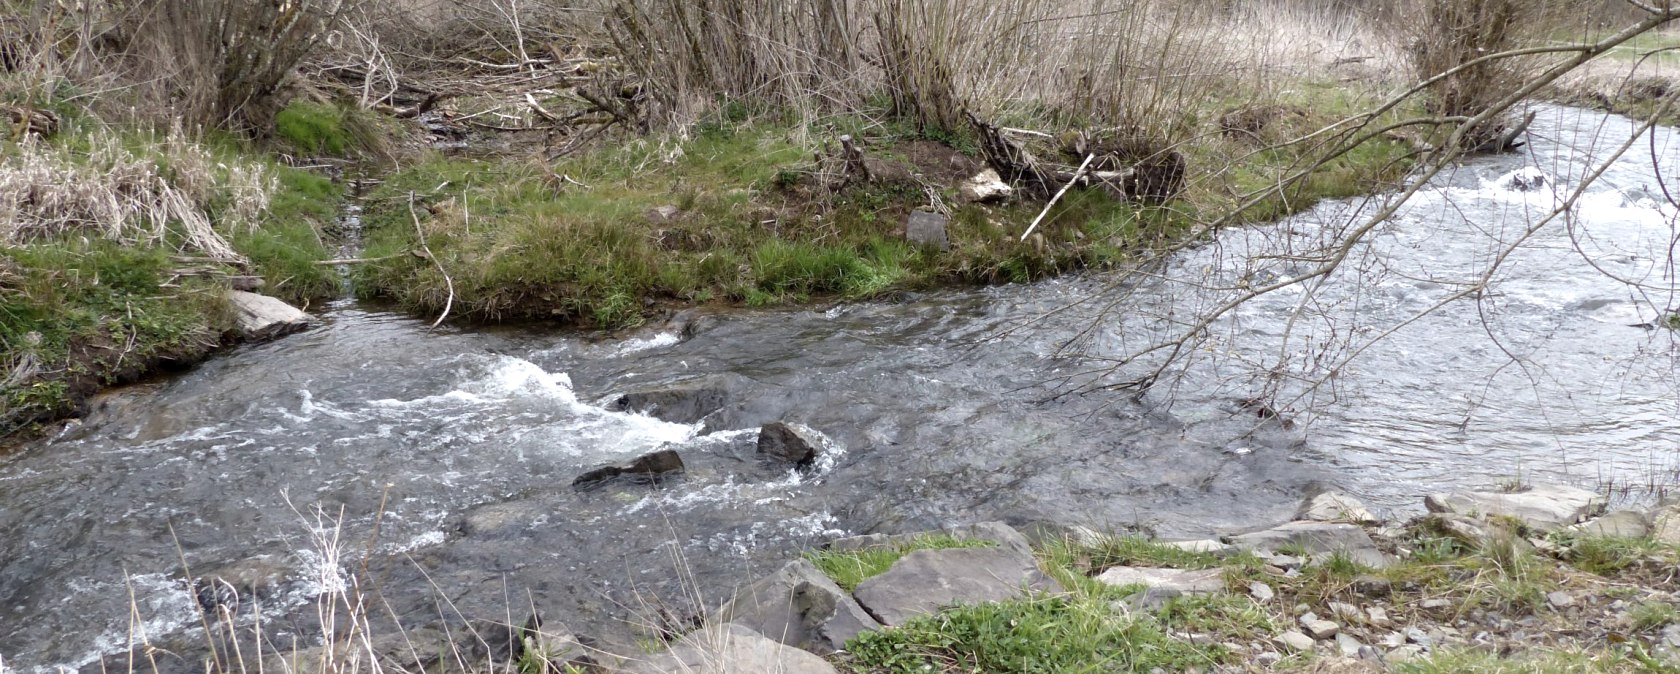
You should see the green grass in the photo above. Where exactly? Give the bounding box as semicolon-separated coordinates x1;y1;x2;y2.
805;534;995;592
1551;533;1673;576
273;99;395;160
0;241;228;431
842;595;1226;674
1630;600;1680;634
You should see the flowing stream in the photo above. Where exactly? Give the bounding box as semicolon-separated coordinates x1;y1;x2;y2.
2;105;1677;671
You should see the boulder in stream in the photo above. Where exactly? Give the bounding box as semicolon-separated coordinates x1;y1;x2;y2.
612;383;728;424
757;422;825;470
228;290;311;341
572;448;685;490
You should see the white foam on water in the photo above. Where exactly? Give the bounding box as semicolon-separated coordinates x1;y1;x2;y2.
363;355;697;458
382;530;446;554
54;572;199;674
700;513;846;556
614;332;680;355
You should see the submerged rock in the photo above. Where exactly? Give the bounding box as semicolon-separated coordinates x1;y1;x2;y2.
1424;484;1604;532
757;422;825;469
612;383;728;424
617;623;837;674
193;555;298;612
572;448;685;490
712;559;879;655
228;290;311;341
852;547;1063;626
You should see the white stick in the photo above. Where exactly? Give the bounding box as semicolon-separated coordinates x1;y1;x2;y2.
409;192;454;329
1020;153;1096;243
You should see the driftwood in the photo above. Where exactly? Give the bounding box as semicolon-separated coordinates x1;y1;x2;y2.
967;111;1149;202
1469;110;1537;153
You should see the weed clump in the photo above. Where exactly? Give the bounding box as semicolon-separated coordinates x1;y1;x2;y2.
806;534;994;591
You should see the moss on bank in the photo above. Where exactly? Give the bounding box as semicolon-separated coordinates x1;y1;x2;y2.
354;94;1416;329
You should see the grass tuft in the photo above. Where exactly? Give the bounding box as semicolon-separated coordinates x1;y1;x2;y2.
843;595;1225;674
806;534;994;592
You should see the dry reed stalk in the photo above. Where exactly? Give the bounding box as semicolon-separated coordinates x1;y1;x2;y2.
0;127;274;264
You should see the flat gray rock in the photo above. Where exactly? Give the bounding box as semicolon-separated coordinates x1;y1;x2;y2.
1296;492;1378;524
1568;510;1650;539
228;290;310;340
1161;539;1236;556
713;559;879;655
1425;484;1604;531
1095;567;1225;595
1227;521;1389;568
1653;501;1680;544
852;547;1062;626
616;624;837;674
904;211;950;250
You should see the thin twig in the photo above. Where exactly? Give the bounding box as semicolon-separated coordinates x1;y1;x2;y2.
1021;153;1095;242
408;192;455;328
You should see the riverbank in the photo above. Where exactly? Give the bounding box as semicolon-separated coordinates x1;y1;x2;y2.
240;467;1680;673
0;108;354;439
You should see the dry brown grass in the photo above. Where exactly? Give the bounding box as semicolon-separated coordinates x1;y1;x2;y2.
0;127;274;263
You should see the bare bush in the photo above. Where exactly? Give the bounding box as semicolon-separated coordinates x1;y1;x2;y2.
1396;0;1595;142
114;0;353;132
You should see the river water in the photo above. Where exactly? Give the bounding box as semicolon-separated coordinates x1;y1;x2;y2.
2;105;1676;670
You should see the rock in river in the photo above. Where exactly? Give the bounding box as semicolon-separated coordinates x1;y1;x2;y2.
228;290;310;341
757;422;826;469
572;448;685;490
611;382;728;424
